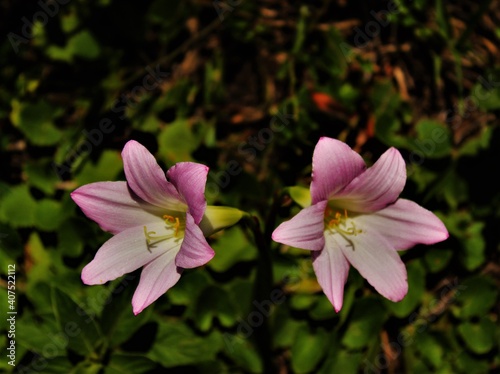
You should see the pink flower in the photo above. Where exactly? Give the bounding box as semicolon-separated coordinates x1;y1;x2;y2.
71;140;242;314
272;137;448;311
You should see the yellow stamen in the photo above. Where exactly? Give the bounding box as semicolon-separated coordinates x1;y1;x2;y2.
324;207;362;236
163;215;180;236
143;214;183;249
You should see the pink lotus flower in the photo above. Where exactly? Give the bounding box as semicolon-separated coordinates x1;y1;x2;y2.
71;140;243;314
272;137;448;311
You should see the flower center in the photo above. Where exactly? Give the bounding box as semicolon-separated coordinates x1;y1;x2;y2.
324;206;362;249
143;214;185;250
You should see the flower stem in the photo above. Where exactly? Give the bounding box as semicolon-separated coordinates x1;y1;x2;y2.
243;214;275;373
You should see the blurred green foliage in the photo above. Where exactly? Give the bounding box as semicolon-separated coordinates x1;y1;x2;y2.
1;0;499;373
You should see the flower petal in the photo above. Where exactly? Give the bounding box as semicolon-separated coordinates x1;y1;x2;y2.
338;229;408;302
71;181;162;234
122;140;185;211
334;147;406;212
81;222;178;285
272;201;328;251
166;162;209;224
175;213;215;269
132;249;182;314
310;137;366;205
199;205;245;237
354;199;449;250
312;233;350;312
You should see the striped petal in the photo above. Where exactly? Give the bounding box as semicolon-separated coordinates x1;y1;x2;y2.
311;137;366;204
122;140;185;211
71;181;161;235
272;201;327;251
334;147;406;213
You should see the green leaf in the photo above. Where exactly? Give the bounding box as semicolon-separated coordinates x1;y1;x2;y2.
454;275;498;319
226;278;254;317
42;357;75;373
25;233;56;292
51;287;103;356
455;351;490;374
16;312;63;356
341;298;386;350
100;279;152;347
458;126;493;156
411;119;452;158
147;320;222;367
158;119;199;163
441;212;486;270
318;348;362;374
25;159;60;195
192;285;237;331
105;354;157;374
28;282;58;316
222;334;263;374
35;199;66;231
69;30;101;59
473;85;500;110
291;325;328;374
289;294;316;311
309;296;338;320
0;185;37;227
75;150;123;185
415;332;444;368
10;100;63;146
424;248;453;273
432;169;468;209
69;361;103;374
461;222;486;270
385;260;426;317
273;307;304;348
47;30;101;62
168;270;212;306
57;217;94;257
208;226;257;272
0;224;22;272
371;81;409;148
458;317;496;354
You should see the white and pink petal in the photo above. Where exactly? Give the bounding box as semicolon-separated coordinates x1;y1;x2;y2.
132;249;182;315
272;201;328;251
339;229;408;302
167;162;209;224
81;222;177;285
122;140;185;211
334;147;406;213
175;213;215;269
312;233;350;312
71;181;162;235
354;199;449;250
310;137;366;205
